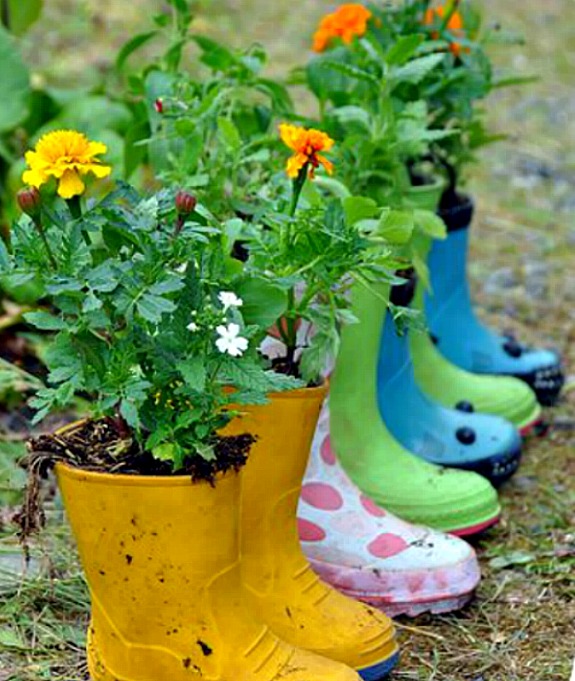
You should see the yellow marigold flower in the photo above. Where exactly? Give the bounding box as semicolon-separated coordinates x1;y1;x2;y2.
279;123;335;180
313;4;373;53
22;130;112;200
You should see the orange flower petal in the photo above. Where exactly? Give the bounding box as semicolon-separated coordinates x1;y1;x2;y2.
317;155;334;176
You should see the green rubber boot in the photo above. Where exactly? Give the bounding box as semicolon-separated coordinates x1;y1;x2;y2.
329;281;501;536
410;236;542;436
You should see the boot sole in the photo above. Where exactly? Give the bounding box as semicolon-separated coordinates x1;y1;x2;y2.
449;513;500;537
345;588;476;619
358;651;401;680
443;444;522;488
512;365;565;407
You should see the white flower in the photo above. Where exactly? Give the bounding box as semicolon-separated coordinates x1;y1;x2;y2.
187;321;199;332
216;323;249;357
218;291;243;312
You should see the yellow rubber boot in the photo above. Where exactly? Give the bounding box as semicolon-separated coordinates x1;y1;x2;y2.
56;463;361;681
226;387;399;680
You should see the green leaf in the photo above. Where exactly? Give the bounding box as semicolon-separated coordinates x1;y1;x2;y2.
312;177;352;199
0;26;30;131
377;210;414;245
120;399;140;428
390;53;445;85
217;116;242;153
489;551;536;570
194;442;216;461
56;96;133;135
166;0;189;13
116;31;159;71
149;276;185;296
180;357;207;392
343;196;379;226
152;443;177;462
191;35;237;71
385;35;424;66
330;105;371;131
5;0;42;36
0;237;9;269
493;75;538;89
414;210;447;239
237;278;288;328
82;291;103;313
324;60;379;88
137;294;177;324
24;311;67;331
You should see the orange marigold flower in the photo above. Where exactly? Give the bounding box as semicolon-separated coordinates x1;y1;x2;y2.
313;4;372;53
279;123;335;180
424;5;466;57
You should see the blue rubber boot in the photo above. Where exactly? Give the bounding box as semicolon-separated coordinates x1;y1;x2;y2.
377;271;523;486
425;197;564;406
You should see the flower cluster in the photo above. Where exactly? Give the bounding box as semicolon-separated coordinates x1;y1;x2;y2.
279;123;335;180
186;291;249;358
22;130;111;199
313;3;372;53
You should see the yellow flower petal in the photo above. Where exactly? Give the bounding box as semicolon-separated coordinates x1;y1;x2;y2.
79;163;112;179
87;141;108;156
21;129;111;197
57;169;86;199
22;167;48;188
286;153;308;179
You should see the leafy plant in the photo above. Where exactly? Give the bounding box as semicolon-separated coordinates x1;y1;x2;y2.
362;0;529;192
3;135;303;469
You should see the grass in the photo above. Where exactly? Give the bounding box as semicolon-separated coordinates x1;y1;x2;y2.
2;0;575;679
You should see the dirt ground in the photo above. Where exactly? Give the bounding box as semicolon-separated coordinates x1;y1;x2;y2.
1;1;573;679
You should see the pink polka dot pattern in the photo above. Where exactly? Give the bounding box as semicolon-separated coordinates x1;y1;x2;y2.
320;436;336;465
360;495;386;518
301;483;344;511
367;533;409;559
298;518;327;542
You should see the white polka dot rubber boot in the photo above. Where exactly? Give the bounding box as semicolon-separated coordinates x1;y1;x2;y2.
298;402;481;618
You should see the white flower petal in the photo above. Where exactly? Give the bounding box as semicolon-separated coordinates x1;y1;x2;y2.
218;291;243;311
227;323;241;337
236;337;249;351
216;324;229;337
216;338;229;354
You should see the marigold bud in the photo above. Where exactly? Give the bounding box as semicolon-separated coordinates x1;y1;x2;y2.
175;190;197;217
17;187;42;219
154;98;164;114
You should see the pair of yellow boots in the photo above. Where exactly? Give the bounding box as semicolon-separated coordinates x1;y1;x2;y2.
59;388;398;681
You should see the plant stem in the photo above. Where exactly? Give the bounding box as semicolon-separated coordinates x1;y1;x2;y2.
289;168;308;218
284;287;298;375
66;196;82;220
32;218;57;269
66;196;92;246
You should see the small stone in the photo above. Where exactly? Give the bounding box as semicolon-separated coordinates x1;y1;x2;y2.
484;267;517;295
